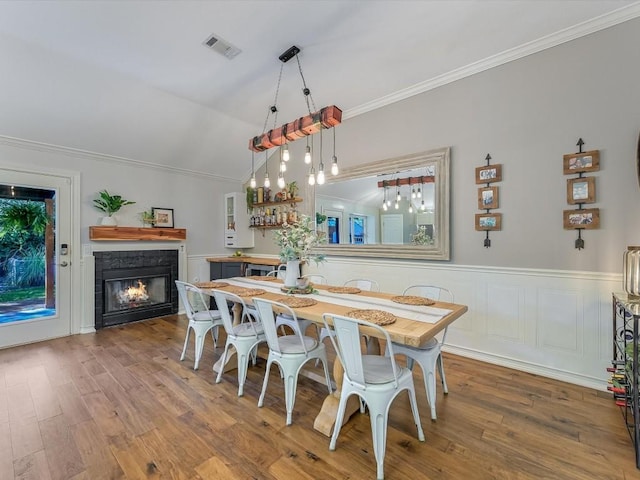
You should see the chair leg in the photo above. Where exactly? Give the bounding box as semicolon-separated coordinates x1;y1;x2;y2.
193;332;205;370
422;358;438;420
180;325;191;361
258;358;273;408
320;357;332;394
437;354;448;394
236;348;251;397
407;386;426;442
215;343;230;384
210;326;218;348
329;391;351;451
284;369;300;426
367;402;390;480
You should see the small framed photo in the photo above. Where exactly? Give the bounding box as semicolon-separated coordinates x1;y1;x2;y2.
563;150;600;174
566;177;596;205
152;207;174;228
563;208;600;230
475;164;502;184
475;213;502;231
477;186;499;210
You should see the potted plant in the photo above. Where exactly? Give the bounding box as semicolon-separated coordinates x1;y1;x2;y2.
273;214;325;287
93;190;135;226
287;181;299;200
139;209;156;227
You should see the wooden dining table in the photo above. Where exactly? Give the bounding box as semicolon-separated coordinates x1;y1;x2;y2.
200;277;468;436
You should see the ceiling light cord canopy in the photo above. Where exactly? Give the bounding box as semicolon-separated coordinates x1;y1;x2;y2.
249;45;341;188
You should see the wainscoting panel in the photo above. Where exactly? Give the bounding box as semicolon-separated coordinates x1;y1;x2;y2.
296;257;621;390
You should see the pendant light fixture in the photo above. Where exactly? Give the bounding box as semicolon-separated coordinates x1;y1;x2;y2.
249;151;257;189
382;185;388;211
264;151;270;189
331;127;339;176
248;45;341;188
317;129;325;185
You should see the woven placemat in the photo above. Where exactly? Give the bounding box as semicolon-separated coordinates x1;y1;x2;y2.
328;286;362;294
391;295;435;306
246;275;278;281
345;309;396;326
225;287;266;297
194;281;229;289
272;295;318;308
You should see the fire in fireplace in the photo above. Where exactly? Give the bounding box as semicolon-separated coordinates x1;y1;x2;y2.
94;250;178;329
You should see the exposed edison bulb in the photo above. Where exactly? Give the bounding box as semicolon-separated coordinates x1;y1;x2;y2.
417;187;422;198
277;174;286;189
420;200;426;211
382;202;388;211
317;169;325;185
264;173;270;189
308;168;316;186
396;190;401;202
395;201;399;210
408;204;413;213
386;199;391;207
282;145;290;162
249;175;256;189
279;161;286;173
304;146;312;164
331;155;339;175
411;187;416;199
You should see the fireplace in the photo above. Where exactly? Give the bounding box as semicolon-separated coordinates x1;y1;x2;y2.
94;250;178;329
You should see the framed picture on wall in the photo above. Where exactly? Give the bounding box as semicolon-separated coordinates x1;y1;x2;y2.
475;164;503;184
477;186;499;210
563;208;600;229
475;213;502;231
563;150;600;174
152;207;174;228
566;177;596;205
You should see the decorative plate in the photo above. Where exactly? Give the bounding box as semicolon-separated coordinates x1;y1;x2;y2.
225;287;266;297
247;275;278;281
328;286;362;294
391;295;435;306
345;309;396;326
273;296;318;308
195;281;229;289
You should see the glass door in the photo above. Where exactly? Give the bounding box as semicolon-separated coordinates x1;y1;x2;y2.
0;169;72;348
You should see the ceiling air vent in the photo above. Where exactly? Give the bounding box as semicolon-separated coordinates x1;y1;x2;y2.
202;33;241;60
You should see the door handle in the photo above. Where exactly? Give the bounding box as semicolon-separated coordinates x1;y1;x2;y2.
60;261;69;267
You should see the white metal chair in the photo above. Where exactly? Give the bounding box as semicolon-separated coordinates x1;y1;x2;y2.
302;274;327;285
273;271;323;338
323;313;425;480
389;285;453;420
253;298;332;425
319;278;379;344
266;264;287;278
343;278;380;292
211;289;267;396
175;280;223;370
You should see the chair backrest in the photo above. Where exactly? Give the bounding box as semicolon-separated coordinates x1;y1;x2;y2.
322;313;399;389
211;289;261;337
266;264;287;279
344;278;379;292
253;298;309;355
402;285;453;303
302;274;327;285
175;280;212;320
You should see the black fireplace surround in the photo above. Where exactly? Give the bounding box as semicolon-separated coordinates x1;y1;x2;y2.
94;250;179;329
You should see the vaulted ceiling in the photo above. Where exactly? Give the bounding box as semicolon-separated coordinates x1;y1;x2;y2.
0;1;638;181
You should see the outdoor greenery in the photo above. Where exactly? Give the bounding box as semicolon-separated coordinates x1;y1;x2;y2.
0;199;50;287
0;286;45;303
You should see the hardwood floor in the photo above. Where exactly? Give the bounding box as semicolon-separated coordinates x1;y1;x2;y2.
0;314;637;479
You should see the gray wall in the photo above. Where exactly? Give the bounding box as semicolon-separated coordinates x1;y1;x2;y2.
250;17;640;273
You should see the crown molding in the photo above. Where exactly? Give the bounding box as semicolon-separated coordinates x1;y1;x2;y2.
0;134;239;183
344;3;640;119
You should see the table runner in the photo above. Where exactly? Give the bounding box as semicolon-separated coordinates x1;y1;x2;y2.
217;277;451;324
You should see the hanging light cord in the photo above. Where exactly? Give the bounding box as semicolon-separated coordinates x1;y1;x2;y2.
261;63;284;135
295;54;316;115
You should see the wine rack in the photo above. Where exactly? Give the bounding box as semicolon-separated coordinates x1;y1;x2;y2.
612;292;640;469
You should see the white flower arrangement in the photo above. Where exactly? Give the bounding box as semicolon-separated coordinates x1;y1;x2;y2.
411;225;433;246
273;214;326;263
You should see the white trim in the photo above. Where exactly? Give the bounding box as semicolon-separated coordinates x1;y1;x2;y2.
0;134;239;183
344;3;640;119
444;344;606;392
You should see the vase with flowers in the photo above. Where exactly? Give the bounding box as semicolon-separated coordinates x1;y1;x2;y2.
273;214;325;288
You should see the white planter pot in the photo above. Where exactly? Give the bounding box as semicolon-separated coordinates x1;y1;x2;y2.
284;260;301;288
100;216;117;226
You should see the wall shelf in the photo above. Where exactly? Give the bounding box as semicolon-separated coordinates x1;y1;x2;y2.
89;226;186;241
250;197;303;209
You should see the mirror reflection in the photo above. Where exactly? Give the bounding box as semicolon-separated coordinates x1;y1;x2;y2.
314;147;450;260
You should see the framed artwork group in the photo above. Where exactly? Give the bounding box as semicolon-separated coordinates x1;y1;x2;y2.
562;148;600;231
475;159;502;234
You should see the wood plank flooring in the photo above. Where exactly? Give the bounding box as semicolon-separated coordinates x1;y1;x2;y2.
0;314;637;479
